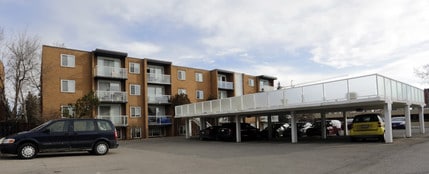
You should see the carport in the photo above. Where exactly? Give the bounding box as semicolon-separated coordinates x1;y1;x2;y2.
175;74;426;143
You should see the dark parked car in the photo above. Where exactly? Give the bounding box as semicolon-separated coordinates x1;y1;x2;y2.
0;118;119;159
218;123;260;141
199;126;222;140
306;120;342;137
260;123;290;139
391;116;406;129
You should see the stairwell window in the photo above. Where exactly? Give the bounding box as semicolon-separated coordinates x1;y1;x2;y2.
130;84;141;95
248;79;255;87
196;90;204;100
195;73;203;82
61;80;75;93
130;106;141;118
129;63;140;74
60;105;74;118
178;70;186;80
131;127;142;138
178;88;187;95
60;54;75;67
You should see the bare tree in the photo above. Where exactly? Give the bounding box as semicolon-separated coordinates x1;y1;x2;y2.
415;64;429;84
5;31;40;119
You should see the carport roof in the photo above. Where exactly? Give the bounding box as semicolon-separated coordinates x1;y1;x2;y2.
175;74;425;118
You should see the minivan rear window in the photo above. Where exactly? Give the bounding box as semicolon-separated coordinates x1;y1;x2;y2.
97;120;114;131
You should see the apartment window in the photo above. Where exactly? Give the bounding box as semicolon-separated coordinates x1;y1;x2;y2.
195;73;203;82
129;62;140;74
131;127;142;138
178;70;186;80
61;54;75;67
196;90;204;100
130;84;141;95
248;79;255;87
61;105;74;118
178;89;187;95
61;80;75;93
130;106;141;118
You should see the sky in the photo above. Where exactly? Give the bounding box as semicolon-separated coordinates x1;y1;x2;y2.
1;0;429;89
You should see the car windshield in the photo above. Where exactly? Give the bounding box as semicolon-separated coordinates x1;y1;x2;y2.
392;117;405;121
29;120;53;132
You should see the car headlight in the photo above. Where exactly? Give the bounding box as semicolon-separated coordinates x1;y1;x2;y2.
0;137;15;144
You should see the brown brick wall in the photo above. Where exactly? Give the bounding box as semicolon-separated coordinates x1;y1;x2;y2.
41;46;93;121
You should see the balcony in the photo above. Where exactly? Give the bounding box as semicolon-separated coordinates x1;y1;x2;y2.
259;85;275;92
96;91;127;103
148;73;171;84
218;81;234;90
148;95;171;104
95;65;127;79
97;115;128;127
148;115;172;125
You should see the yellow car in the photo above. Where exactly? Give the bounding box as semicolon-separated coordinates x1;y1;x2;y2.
350;114;385;142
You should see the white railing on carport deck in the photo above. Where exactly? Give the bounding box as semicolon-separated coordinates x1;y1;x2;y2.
176;74;426;143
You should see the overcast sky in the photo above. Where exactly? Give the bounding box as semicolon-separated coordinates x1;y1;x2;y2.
1;0;429;88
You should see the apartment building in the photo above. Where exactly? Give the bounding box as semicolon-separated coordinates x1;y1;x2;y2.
41;45;277;140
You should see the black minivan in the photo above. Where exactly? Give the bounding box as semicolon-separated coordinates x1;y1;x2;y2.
0;118;119;159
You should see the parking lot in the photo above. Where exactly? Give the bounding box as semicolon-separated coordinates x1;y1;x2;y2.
1;129;429;174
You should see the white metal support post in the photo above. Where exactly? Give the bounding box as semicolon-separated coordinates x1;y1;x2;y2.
256;116;260;129
343;111;348;136
291;112;298;143
321;112;327;139
200;117;206;131
267;115;272;140
384;101;393;143
235;115;241;143
185;118;190;139
405;104;412;138
419;105;425;134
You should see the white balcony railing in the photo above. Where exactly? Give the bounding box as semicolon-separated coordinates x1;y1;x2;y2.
176;74;425;117
148;115;172;125
95;65;127;79
148;73;171;84
218;81;234;90
148;95;171;104
259;85;275;92
97;115;128;127
96;91;127;103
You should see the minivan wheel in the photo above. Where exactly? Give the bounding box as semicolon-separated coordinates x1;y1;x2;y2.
93;141;109;155
18;143;37;159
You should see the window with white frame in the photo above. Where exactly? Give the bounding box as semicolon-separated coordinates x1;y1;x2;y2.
248;79;255;87
129;62;140;74
178;70;186;80
61;105;74;118
61;54;75;67
130;106;141;117
178;88;187;95
131;127;142;138
195;73;203;82
61;80;75;93
196;90;204;100
130;84;141;95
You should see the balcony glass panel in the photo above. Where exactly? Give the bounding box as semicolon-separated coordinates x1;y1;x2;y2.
148;73;171;84
212;100;221;113
218;81;234;90
268;90;284;107
148;115;172;125
195;102;203;115
95;65;127;79
97;115;128;127
220;98;231;112
303;84;323;103
255;93;268;108
284;88;302;105
148;95;171;104
349;75;377;99
260;85;275;92
96;91;127;102
231;96;243;111
243;95;255;110
377;76;385;97
324;80;348;102
203;101;212;114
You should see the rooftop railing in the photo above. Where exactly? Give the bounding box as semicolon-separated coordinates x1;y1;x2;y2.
175;74;425;117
